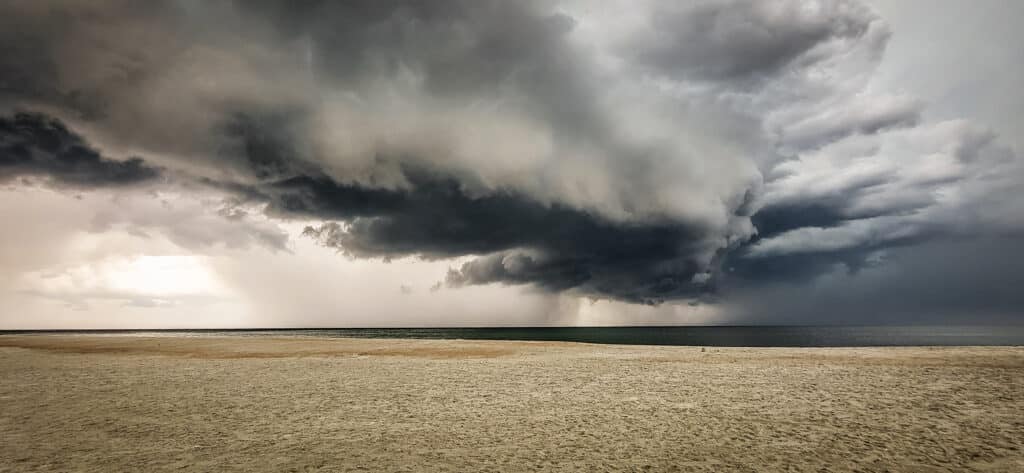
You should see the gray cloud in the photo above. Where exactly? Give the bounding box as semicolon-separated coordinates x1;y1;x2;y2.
776;94;922;151
0;0;1022;322
749;120;1022;256
0;112;161;188
624;0;884;84
296;170;718;304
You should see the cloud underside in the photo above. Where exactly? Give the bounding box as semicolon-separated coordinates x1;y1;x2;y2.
0;112;161;188
0;0;1022;311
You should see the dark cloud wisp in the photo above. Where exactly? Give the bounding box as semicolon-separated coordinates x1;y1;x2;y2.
0;112;161;188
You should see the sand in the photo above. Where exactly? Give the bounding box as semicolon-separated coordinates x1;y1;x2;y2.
1;335;1022;472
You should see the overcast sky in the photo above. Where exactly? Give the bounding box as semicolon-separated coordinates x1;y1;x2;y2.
1;0;1022;329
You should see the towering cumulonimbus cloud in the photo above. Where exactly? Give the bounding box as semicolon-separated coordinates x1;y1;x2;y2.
0;0;1022;317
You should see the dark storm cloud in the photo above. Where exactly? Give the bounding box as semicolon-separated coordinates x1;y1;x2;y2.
48;89;729;304
219;111;317;180
295;170;712;304
153;0;755;302
0;0;731;304
0;112;161;188
1;0;1022;320
197;107;729;303
751;191;931;238
751;202;851;238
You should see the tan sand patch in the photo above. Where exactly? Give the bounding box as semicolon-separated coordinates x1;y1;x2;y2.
2;336;1022;472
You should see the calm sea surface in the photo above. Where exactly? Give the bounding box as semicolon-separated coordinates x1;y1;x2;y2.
6;326;1024;347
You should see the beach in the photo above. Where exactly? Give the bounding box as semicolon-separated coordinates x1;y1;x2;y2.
1;335;1022;472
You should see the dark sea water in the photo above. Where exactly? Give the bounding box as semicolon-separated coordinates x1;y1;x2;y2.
6;325;1024;347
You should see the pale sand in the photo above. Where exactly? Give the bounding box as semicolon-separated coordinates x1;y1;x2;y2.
1;336;1022;472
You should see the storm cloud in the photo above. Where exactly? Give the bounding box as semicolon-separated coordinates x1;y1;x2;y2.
0;112;161;188
0;0;1022;324
296;171;718;303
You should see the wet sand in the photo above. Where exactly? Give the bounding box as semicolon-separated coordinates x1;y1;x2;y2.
1;335;1022;472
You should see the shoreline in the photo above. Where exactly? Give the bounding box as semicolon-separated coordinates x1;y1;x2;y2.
3;334;1023;361
4;325;1024;349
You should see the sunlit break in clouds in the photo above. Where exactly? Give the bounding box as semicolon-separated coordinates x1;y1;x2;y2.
1;0;1022;328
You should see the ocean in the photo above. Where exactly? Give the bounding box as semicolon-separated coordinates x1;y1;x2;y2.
5;325;1024;347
